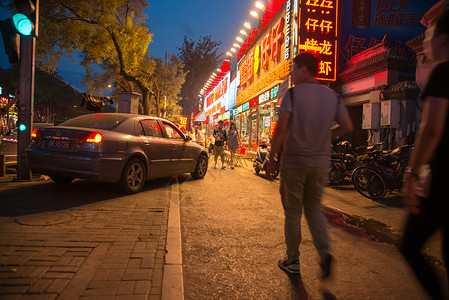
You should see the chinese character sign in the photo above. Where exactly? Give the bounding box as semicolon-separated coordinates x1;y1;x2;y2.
179;117;187;132
297;0;339;81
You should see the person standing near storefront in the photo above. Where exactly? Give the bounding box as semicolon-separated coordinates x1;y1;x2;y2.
213;120;227;169
196;124;206;147
401;10;449;300
266;52;353;278
227;122;240;169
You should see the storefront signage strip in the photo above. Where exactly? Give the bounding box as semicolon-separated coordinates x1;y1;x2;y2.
236;60;290;106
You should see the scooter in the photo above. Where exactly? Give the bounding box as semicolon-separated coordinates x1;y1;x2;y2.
253;144;280;179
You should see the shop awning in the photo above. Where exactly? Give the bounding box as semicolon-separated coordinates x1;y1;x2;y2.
194;110;205;122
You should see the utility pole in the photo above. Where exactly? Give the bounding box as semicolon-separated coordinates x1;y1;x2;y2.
16;34;35;180
16;0;38;181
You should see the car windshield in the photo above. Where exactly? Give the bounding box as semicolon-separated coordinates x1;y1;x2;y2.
59;114;127;130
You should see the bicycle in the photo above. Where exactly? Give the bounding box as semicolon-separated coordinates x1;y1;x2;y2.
352;144;413;200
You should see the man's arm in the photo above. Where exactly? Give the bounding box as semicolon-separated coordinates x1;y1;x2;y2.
331;113;353;139
269;111;291;160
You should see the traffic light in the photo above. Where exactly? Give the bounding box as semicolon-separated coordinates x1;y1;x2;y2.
13;0;38;37
0;19;20;64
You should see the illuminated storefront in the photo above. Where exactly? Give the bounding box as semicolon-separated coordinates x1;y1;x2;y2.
204;73;231;129
235;0;292;151
234;0;339;150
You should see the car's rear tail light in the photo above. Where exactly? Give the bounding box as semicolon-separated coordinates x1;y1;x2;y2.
76;132;103;144
86;133;103;143
31;128;42;139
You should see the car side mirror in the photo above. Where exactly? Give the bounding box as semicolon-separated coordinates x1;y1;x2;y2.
185;136;192;142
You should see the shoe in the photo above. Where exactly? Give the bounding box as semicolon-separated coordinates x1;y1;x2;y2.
320;254;333;280
221;166;226;170
278;257;300;274
231;166;234;169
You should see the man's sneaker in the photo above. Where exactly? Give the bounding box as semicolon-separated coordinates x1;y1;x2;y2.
222;166;226;170
278;257;300;274
320;254;333;280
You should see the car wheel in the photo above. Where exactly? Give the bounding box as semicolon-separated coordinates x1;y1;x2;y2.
119;158;146;194
49;175;75;184
191;154;208;179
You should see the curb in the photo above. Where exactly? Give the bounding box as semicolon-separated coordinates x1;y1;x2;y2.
162;184;184;300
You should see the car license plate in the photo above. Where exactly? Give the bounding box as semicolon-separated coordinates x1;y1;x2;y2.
47;139;70;149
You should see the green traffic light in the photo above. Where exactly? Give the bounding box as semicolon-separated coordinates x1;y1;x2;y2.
18;124;27;131
13;13;32;36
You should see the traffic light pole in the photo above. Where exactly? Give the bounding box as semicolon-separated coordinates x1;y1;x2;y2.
16;34;35;181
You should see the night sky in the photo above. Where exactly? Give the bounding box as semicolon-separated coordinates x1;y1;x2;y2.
0;0;257;92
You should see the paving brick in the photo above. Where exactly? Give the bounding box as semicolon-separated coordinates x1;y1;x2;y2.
20;294;57;300
106;269;124;281
91;269;110;281
42;272;74;279
126;258;141;268
8;266;34;278
48;266;78;273
26;266;49;278
115;295;148;300
0;278;35;285
134;280;151;295
53;255;72;266
67;256;85;267
27;278;52;293
116;280;135;295
45;279;69;294
140;257;154;269
0;285;29;294
79;296;112;300
121;272;152;281
0;294;21;300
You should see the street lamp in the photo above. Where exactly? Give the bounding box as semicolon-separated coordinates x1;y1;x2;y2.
250;10;259;18
255;1;265;10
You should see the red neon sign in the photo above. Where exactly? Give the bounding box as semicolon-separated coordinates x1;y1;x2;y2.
297;0;338;81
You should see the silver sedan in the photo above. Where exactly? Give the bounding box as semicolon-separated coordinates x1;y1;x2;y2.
26;113;208;193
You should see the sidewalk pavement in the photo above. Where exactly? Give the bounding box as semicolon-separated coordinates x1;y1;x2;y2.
0;171;182;300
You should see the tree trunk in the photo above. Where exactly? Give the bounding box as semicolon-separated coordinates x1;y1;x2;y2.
141;89;151;115
155;90;161;117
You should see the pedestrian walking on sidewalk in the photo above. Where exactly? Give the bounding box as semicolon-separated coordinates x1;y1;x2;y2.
196;123;206;147
267;52;353;278
227;122;240;169
401;10;449;300
213;120;227;169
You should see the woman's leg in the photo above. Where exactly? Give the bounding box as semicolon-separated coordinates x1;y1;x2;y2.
230;150;235;168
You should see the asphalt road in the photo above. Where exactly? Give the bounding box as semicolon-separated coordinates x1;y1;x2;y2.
178;161;432;300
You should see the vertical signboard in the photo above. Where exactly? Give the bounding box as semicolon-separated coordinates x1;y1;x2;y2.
297;0;339;81
339;0;434;72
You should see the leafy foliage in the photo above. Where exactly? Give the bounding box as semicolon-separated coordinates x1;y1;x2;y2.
177;35;222;116
32;0;185;117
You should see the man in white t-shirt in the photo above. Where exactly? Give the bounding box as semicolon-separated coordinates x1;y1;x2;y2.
267;52;353;279
196;124;206;147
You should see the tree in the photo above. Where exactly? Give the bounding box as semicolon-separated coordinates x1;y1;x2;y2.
33;0;157;115
178;35;222;116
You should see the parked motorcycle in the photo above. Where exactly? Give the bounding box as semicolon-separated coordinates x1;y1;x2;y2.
329;141;358;185
254;144;280;179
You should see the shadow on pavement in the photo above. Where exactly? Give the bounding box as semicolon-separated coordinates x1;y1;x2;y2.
0;173;194;218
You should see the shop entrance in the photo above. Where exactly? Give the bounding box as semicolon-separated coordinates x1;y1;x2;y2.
347;105;367;149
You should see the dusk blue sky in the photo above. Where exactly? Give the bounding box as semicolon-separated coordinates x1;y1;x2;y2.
0;1;258;92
